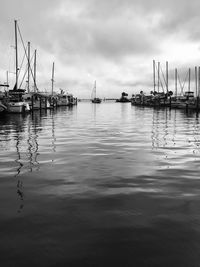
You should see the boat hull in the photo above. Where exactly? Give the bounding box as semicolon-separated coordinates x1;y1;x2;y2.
92;98;102;103
7;102;29;113
57;99;69;106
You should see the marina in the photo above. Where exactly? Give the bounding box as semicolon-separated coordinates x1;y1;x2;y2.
131;61;200;112
1;1;200;265
0;21;77;114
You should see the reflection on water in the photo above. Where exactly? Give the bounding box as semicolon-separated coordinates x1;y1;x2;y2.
1;103;200;266
0;113;39;173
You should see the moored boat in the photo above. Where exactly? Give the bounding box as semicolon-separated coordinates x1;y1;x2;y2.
68;94;77;105
6;89;30;113
116;92;131;103
23;92;51;110
171;91;196;109
57;89;69;106
5;21;30;113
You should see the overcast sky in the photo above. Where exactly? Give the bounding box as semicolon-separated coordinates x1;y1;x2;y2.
0;0;200;98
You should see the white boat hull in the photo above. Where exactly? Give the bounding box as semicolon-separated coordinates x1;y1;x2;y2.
7;102;30;113
57;99;69;106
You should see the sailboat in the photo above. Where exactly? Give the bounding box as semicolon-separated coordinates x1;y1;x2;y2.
6;20;30;113
91;81;102;103
50;62;77;107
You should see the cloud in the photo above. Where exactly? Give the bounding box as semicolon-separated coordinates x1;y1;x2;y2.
1;0;200;97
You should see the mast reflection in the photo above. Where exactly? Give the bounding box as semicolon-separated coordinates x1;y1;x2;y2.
1;112;46;212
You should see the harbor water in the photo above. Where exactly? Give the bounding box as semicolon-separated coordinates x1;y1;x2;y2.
1;102;200;266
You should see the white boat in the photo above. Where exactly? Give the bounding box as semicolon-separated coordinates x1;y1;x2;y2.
7;89;30;113
57;89;69;106
6;21;30;113
7;101;26;113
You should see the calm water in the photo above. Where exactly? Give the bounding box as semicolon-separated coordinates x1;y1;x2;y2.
1;102;200;266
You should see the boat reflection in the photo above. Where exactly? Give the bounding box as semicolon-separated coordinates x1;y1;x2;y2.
0;111;52;212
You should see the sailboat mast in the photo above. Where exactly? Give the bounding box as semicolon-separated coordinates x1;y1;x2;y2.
199;67;200;98
166;61;168;94
195;66;198;97
153;60;156;93
34;49;37;92
94;80;96;99
51;62;55;96
188;68;191;92
14;20;18;90
157;62;160;93
6;70;9;86
27;41;30;93
175;68;177;97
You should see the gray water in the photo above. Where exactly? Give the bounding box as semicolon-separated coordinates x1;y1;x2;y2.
1;102;200;266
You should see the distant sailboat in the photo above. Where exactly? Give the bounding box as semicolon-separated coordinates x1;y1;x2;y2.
91;81;102;103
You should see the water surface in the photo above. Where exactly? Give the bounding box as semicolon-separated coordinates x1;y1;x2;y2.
1;102;200;266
